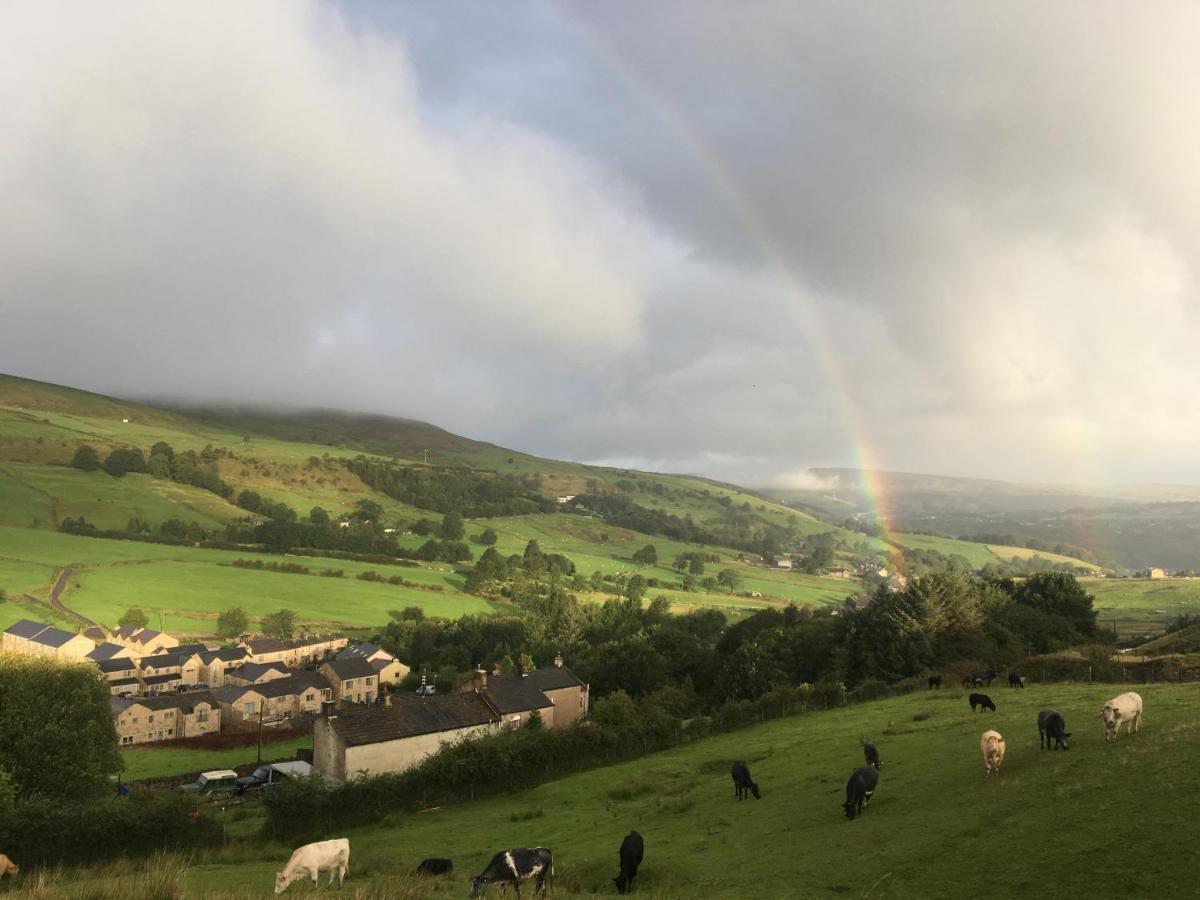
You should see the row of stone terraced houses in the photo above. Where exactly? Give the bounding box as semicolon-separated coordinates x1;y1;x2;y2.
3;620;411;745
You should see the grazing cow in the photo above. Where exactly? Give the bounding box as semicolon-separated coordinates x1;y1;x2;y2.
863;741;881;770
972;670;998;687
842;766;880;820
969;692;996;713
414;858;453;876
980;730;1006;776
928;675;942;690
731;762;761;800
0;854;18;879
1101;692;1143;742
1008;672;1025;689
470;848;553;898
613;831;644;895
274;838;350;895
1037;709;1071;751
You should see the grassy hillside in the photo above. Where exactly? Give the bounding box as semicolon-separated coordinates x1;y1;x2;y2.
17;683;1200;898
890;532;1098;571
1084;576;1200;637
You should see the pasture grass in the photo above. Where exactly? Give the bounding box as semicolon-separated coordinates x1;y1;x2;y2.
12;683;1198;898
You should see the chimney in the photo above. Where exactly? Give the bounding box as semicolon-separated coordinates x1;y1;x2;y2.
492;661;503;676
472;666;488;691
554;651;564;669
320;699;336;718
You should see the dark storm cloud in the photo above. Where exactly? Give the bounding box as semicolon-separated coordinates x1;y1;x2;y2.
3;2;1199;484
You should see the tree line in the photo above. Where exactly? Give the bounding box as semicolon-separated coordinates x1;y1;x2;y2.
343;456;554;517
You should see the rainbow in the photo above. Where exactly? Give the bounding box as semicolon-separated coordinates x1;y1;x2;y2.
553;6;897;551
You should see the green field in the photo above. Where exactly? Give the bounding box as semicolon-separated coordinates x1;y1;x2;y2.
19;683;1200;898
890;531;1097;571
120;735;314;782
1084;576;1200;636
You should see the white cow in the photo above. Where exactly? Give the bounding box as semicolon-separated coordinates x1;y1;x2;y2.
1101;692;1143;742
275;838;350;895
980;730;1006;776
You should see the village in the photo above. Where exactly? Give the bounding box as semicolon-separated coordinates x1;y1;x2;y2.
1;618;588;783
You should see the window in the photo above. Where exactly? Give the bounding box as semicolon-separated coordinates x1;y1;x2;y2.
305;693;314;702
344;679;353;691
167;728;173;736
244;702;255;716
165;711;174;719
147;714;155;724
323;688;332;701
197;707;208;722
121;735;133;745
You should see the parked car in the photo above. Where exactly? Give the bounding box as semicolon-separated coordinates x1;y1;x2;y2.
179;769;241;797
236;760;313;794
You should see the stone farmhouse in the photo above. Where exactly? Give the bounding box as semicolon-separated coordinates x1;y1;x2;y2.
319;657;380;705
239;634;349;667
212;670;331;725
314;656;588;782
335;641;410;687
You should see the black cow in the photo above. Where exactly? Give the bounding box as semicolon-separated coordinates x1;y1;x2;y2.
613;831;644;895
972;670;998;687
863;741;881;770
969;693;996;713
414;858;453;876
1008;672;1025;689
842;766;880;820
1038;709;1071;751
928;675;942;690
470;848;553;898
731;762;761;800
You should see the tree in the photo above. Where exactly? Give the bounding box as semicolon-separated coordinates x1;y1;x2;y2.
309;506;330;525
261;608;297;639
103;448;147;477
625;574;647;604
441;512;465;540
217;606;250;639
525;708;545;731
717;568;740;592
0;655;121;802
412;518;436;536
236;490;263;512
689;555;705;576
149;441;175;461
147;453;172;479
70;445;101;472
352;499;384;524
479;527;498;546
118;607;149;631
632;544;658;566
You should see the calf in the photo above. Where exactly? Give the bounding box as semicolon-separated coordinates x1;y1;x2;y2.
842;766;880;820
973;670;998;687
969;692;996;713
414;858;453;876
1101;691;1143;742
863;740;881;770
731;762;761;800
1037;709;1070;751
613;831;644;895
274;838;349;895
0;854;18;879
980;730;1006;776
928;675;942;690
470;848;553;898
1008;672;1025;689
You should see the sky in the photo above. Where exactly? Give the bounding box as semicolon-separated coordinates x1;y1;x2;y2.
2;2;1199;487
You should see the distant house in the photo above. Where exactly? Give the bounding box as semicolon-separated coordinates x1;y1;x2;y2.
111;693;220;745
96;656;141;688
224;661;290;687
319;657;379;706
313;655;588;782
128;628;180;656
139;648;206;687
336;642;410;686
2;619;95;660
82;626;109;644
775;558;793;569
197;647;249;687
212;671;330;725
239;634;348;668
87;642;131;663
555;495;577;504
1147;568;1166;580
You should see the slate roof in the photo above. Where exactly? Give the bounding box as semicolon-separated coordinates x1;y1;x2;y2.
140;654;181;672
200;647;248;664
226;661;289;682
87;642;129;662
522;665;586;692
4;619;48;639
97;657;139;674
212;671;328;702
143;673;182;685
111;692;214;716
82;626;108;643
31;625;81;648
328;692;498;748
483;673;554;715
335;642;382;660
324;657;377;680
108;677;141;688
131;628;164;645
245;635;343;655
369;657;403;673
113;625;140;639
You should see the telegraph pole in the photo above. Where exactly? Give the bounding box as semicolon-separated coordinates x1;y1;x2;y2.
256;704;264;763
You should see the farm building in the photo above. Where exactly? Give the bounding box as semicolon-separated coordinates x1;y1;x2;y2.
313;657;588;782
